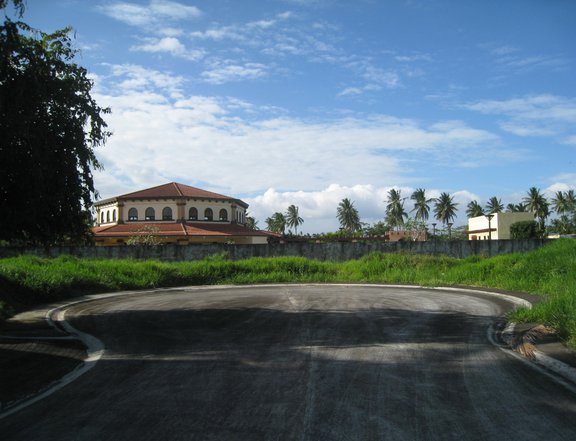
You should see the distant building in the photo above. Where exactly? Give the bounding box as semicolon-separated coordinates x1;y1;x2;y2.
467;212;534;240
93;182;277;246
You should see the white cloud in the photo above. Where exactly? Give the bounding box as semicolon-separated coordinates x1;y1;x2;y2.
98;0;202;27
131;37;205;60
102;64;186;97
201;61;269;84
464;95;576;140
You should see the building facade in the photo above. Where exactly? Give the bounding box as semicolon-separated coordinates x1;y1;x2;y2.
467;212;534;240
93;182;275;246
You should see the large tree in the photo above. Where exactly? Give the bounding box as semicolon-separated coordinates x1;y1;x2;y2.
265;212;286;234
485;196;504;214
385;188;407;231
285;204;304;235
433;192;458;227
0;2;110;244
337;198;361;234
466;200;484;218
522;187;550;232
410;188;433;222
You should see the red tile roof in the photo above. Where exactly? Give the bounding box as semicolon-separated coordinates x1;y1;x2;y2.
96;182;248;207
93;222;277;238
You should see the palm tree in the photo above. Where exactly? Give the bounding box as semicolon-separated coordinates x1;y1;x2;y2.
285;204;304;235
565;190;576;213
385;188;407;230
466;200;484;218
411;188;433;222
337;198;362;233
552;191;571;216
523;187;550;232
265;212;286;234
434;192;458;227
506;203;527;212
245;216;258;230
485;196;504;214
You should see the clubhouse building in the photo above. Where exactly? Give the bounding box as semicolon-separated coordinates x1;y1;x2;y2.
93;182;276;246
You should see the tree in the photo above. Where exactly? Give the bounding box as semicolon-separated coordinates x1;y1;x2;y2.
0;3;110;244
466;200;484;218
285;204;304;235
265;212;286;234
385;188;407;230
522;187;550;233
506;203;527;212
552;190;575;216
485;196;504;214
433;192;458;227
245;215;258;230
337;198;362;233
411;188;433;222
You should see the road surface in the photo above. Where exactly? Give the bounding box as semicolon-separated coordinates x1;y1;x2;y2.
2;285;576;440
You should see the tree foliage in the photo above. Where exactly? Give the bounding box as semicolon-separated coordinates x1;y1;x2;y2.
385;188;407;230
285;204;304;235
337;198;362;233
0;3;110;244
510;220;539;239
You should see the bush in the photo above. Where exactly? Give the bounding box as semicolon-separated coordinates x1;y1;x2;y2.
510;220;539;239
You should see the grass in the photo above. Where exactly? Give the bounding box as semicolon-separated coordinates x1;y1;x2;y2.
1;239;575;347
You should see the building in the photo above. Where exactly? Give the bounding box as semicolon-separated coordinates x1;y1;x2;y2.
93;182;276;246
467;212;534;240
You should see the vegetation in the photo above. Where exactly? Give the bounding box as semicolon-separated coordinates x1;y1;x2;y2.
1;240;576;347
0;1;110;245
337;198;362;234
510;220;539;239
285;205;304;235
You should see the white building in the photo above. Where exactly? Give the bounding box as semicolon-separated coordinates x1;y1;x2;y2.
467;212;535;240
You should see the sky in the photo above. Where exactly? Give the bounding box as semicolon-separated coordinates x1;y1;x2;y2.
9;0;576;233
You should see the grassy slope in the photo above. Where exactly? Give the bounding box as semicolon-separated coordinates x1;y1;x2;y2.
1;239;575;346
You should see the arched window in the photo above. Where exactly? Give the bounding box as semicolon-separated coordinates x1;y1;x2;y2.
112;210;116;222
162;207;173;221
128;208;138;221
100;212;105;224
106;211;110;223
219;209;228;221
145;207;155;221
204;208;213;221
189;207;198;220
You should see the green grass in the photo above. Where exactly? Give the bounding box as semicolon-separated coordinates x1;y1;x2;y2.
1;240;575;347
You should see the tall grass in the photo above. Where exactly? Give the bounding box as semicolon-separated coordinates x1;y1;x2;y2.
1;240;575;346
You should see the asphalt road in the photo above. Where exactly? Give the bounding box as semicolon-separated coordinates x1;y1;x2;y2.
2;285;576;440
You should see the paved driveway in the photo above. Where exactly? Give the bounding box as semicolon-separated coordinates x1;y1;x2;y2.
2;285;576;440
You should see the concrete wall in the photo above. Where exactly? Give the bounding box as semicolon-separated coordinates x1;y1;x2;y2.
0;239;551;262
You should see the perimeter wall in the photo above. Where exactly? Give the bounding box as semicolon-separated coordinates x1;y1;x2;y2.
0;239;551;262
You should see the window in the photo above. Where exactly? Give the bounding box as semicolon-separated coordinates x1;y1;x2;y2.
106;211;110;223
162;207;173;221
100;212;105;224
112;210;116;222
204;208;213;221
128;208;138;221
189;207;198;220
219;209;228;221
145;207;155;221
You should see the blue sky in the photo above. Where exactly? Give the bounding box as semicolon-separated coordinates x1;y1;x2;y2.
12;0;576;232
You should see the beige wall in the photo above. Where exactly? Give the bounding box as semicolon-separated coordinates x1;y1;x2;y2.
95;198;247;226
468;212;534;240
